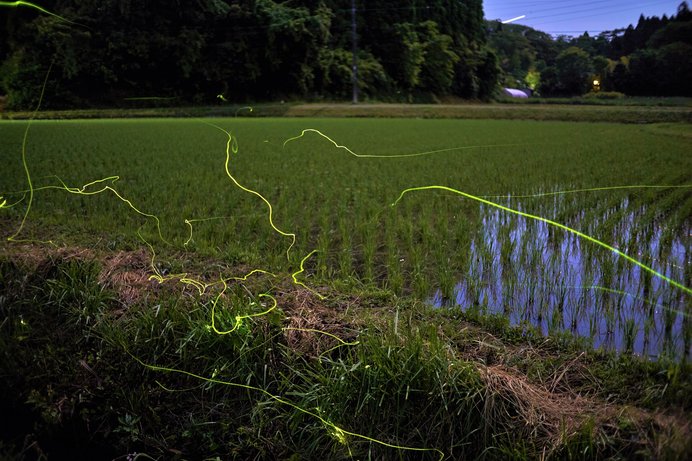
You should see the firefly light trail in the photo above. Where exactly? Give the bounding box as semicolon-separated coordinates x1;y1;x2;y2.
283;128;543;158
392;185;691;296
0;1;83;26
203;120;297;259
128;353;445;461
282;327;360;356
482;184;692;199
6;63;52;243
210;282;277;336
292;250;326;299
139;230;277;296
2;67;689;457
284;129;690;297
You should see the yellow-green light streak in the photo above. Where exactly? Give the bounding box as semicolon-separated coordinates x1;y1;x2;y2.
392;185;691;295
0;1;81;26
211;281;277;335
292;250;325;299
129;354;444;461
138;230;211;295
282;327;357;345
7;63;51;243
283;128;537;158
0;194;26;208
235;106;253;117
481;184;692;199
7;175;168;245
183;216;233;247
283;327;360;356
55;175;168;244
202;121;296;259
139;229;277;295
223;268;276;283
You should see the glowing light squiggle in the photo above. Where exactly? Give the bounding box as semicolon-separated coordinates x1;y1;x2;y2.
54;175;168;243
183;216;233;248
283;128;538;158
203;121;296;259
392;185;691;295
4;176;167;244
211;281;277;335
129;353;445;460
7;63;52;243
138;230;276;295
283;327;360;356
235;106;253;117
0;194;25;208
481;184;692;199
292;250;325;299
0;1;82;26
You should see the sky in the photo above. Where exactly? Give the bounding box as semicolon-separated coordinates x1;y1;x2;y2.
483;0;685;36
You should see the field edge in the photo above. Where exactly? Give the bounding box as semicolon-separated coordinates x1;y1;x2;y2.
1;245;690;460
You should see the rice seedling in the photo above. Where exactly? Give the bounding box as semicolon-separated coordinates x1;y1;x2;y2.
1;115;691;458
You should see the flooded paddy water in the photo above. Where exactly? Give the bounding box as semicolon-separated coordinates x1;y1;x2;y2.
2;118;690;362
431;195;690;360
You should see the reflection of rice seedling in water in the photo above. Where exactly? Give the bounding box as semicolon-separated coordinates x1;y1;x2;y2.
623;318;637;354
3;107;692;460
421;192;690;360
3;114;690;361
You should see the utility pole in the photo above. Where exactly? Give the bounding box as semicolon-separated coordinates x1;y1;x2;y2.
351;0;359;104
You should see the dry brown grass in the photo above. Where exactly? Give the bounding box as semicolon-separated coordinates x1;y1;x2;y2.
479;360;691;456
277;285;359;357
479;363;612;454
97;248;160;305
2;243;690;457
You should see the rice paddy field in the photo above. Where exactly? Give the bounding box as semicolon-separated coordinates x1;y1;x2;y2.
1;116;691;459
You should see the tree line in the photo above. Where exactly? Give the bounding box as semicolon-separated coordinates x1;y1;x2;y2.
0;0;498;109
1;1;690;109
488;2;692;97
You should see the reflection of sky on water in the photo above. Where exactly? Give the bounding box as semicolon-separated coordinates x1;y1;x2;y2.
431;199;690;360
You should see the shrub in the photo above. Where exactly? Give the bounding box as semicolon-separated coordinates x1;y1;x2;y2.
583;91;626;100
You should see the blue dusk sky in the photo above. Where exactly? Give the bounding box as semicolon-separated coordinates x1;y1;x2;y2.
483;0;685;35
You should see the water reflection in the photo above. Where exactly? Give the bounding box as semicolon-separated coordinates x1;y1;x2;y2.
431;198;690;360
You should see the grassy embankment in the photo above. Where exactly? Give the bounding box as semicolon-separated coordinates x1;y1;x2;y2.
1;115;690;459
4;96;692;123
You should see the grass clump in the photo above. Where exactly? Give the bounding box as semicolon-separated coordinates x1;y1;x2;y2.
1;115;690;459
1;255;689;460
582;91;627;100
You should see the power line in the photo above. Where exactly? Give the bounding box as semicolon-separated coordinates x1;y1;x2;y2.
530;0;674;26
527;0;673;22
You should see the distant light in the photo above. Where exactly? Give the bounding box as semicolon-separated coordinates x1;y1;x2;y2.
593;80;600;86
502;15;526;24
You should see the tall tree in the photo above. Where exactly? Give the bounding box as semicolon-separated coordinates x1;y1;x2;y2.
538;47;593;96
0;0;499;107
